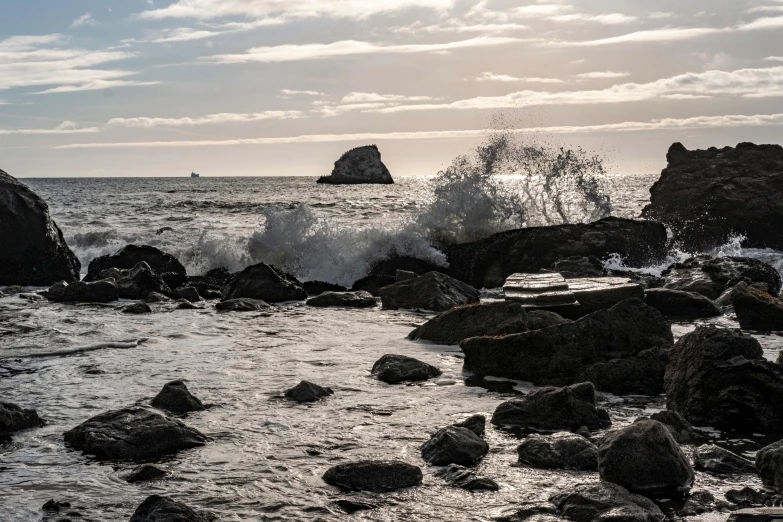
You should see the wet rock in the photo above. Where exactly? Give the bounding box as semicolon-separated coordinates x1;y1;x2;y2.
316;144;394;185
371;354;441;384
379;271;479;312
129;495;210;522
725;487;777;508
643;288;721;320
42;499;71;512
331;499;378;514
454;414;486;438
151;381;205;413
85;245;186;283
285;380;334;403
550;481;665;522
0;169;81;286
123;302;152;314
598;419;694;498
100;261;171;299
302;280;347;296
145;292;171;303
436;464;500;491
757;440;783;493
63;407;208;460
45;280;119;303
694;444;756;474
156;227;173;235
732;283;783;330
172;286;201;302
221;262;306;302
322;460;422;492
502;272;580;317
551;256;605;278
126;464;167;483
176;300;200;310
526;310;571;330
188;267;232;296
306;291;376;308
568;277;646;316
201;289;222;299
351;256;442;296
661;255;782;300
463;299;672;395
678;490;717;516
517;433;598;471
648;411;698;444
491;382;611;432
730;508;783;522
0;401;44;437
408;302;529;345
664;326;783;432
421;426;489;466
215;298;274;312
161;271;188;292
396;269;416;282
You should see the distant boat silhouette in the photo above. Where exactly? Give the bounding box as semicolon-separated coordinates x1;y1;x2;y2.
191;172;200;178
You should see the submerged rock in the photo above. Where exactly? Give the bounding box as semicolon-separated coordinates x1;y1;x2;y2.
85;244;186;283
436;464;500;491
757;440;783;494
662;255;782;300
99;261;171;299
550;481;665;522
45;280;119;303
322;460;422;492
732;283;783;330
695;444;756;474
126;464;168;483
0;401;44;438
379;271;479;312
678;490;718;517
306;291;376;308
215;297;274;312
517;433;598;471
285;380;334;403
420;426;489;466
408;302;529;345
42;499;71;512
371;354;441;384
123;302;152;314
0;169;81;286
643;288;722;320
63;407;208;460
317;145;394;185
221;262;306;302
129;495;210;522
151;381;205;413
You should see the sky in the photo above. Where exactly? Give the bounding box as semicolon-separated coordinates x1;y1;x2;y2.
2;0;783;177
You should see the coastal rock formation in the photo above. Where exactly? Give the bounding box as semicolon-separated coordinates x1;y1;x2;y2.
317;145;394;185
517;433;599;471
379;271;479;312
643;288;722;320
661;256;782;299
551;256;606;278
757;441;783;494
731;283;783;330
642;142;783;251
0;169;81;285
694;445;756;474
408;302;531;345
0;401;45;438
45;280;119;303
302;280;348;296
550;482;665;522
284;380;334;403
371;354;441;384
420;426;489;466
306;290;376;308
188;267;232;296
322;460;422;492
445;217;668;289
351;256;442;295
436;464;500;491
151;381;205;413
221;262;306;302
99;261;171;299
453;414;486;438
85;244;186;283
129;495;210;522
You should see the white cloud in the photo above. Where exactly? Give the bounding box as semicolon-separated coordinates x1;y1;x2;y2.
280;89;325;97
32;80;161;94
71;13;95;27
107;110;305;127
474;72;563;83
340;92;435;103
127;18;285;43
550;13;638;25
0;122;100;135
575;71;631;79
766;56;783;61
0;34;65;52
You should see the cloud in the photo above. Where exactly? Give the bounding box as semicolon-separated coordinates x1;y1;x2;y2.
0;34;65;52
107;110;305;127
340;92;435;103
766;56;783;61
0;122;100;135
575;71;631;79
71;13;95;27
474;72;564;83
549;13;638;25
126;18;285;43
280;89;325;97
32;80;161;94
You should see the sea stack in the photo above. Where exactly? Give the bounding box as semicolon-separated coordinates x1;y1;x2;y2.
317;145;394;184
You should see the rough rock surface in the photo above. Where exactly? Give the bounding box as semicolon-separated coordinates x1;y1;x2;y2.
316;145;394;185
695;445;756;474
322;460;422;492
642;142;783;250
598;419;694;497
145;292;171;303
371;354;441;384
732;283;783;330
517;433;598;471
100;261;171;299
126;464;168;483
436;464;500;491
0;169;81;285
728;507;783;522
302;280;348;296
45;280;119;303
151;381;205;413
408;302;530;345
550;481;665;522
129;495;210;522
85;245;186;283
420;426;489;466
0;401;44;438
173;286;201;302
123;302;152;314
63;407;208;460
379;271;479;312
306;291;376;308
648;410;698;444
351;256;442;296
215;298;274;312
187;267;232;296
661;256;782;299
757;440;783;493
491;382;611;432
664;326;783;432
644;288;721;320
285;380;334;403
454;415;486;438
551;256;605;278
221;263;306;302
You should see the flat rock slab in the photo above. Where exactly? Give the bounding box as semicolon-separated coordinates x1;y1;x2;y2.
503;273;580;316
729;508;783;522
568;277;644;315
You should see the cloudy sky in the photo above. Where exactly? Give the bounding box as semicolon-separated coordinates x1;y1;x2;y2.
1;0;783;177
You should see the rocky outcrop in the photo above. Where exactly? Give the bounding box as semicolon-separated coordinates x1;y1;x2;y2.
732;283;783;330
221;263;306;302
371;354;441;384
215;298;274;312
757;441;783;494
351;256;442;296
151;381;205;413
45;280;119;303
322;460;422;492
85;245;186;283
408;302;530;345
421;426;489;466
129;495;210;522
0;169;81;286
598;419;694;498
0;401;44;438
462;299;673;395
491;382;611;432
306;291;376;308
550;482;665;522
317;145;394;185
665;326;783;432
695;444;756;474
63;407;208;460
642;142;783;251
436;464;500;491
517;433;598;471
446;217;668;289
644;288;721;320
285;380;334;403
99;261;171;299
661;256;782;299
379;271;479;312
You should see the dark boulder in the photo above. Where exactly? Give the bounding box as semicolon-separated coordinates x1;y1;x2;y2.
0;169;80;285
527;310;571;330
664;326;783;432
151;381;205;413
126;464;168;483
454;414;486;438
436;464;500;491
579;348;669;397
123;302;152;314
172;286;201;302
322;460;422;492
129;495;210;522
732;283;783;330
517;433;598;471
379;271;479;312
45;280;118;303
187;267;232;296
648;411;698;444
678;490;717;517
408;302;529;345
221;262;306;302
63;407;208;460
757;440;783;494
550;481;665;522
371;354;441;384
491;382;611;432
641;142;783;251
285;380;334;403
306;291;376;308
302;280;347;296
99;262;172;299
728;507;783;522
420;426;489;466
551;256;605;278
42;500;71;512
85;245;186;283
176;300;201;310
643;288;721;320
145;292;171;303
0;401;44;438
695;444;756;474
317;145;394;185
161;271;188;292
661;256;782;299
351;256;442;296
215;298;274;312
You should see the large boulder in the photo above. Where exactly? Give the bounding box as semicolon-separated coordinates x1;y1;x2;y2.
0;169;80;286
371;354;441;384
598;419;694;497
731;283;783;330
491;382;611;432
0;401;44;438
517;433;598;471
641;142;783;251
379;271;479;312
408;302;530;345
306;291;376;308
85;245;186;283
129;495;210;522
661;255;782;299
45;280;119;303
550;482;665;522
446;217;668;289
316;145;394;185
420;426;489;466
322;460;422;492
63;407;208;460
643;288;721;320
151;381;205;413
99;261;171;299
694;444;756;474
757;441;783;494
462;299;673;395
351;256;443;296
664;326;783;432
221;263;306;302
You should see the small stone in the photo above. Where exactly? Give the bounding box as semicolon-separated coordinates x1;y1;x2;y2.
331;499;378;514
371;354;441;384
436;464;500;492
284;381;334;403
42;500;71;512
151;380;205;413
123;302;152;314
215;298;274;312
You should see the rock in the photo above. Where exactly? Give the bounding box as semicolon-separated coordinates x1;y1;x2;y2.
648;411;698;444
98;261;171;299
0;169;81;285
643;288;722;320
454;414;486;438
598;419;694;498
729;508;783;522
568;277;646;316
664;326;783;432
502;272;580;317
695;444;756;474
302;280;347;296
550;482;665;522
463;299;673;395
527;310;570;330
379;271;479;312
316;145;394;185
201;289;222;299
123;302;152;314
145;292;171;303
351;256;443;296
732;283;783;330
161;271;188;292
151;381;205;413
396;270;416;282
306;291;376;308
421;426;489;466
215;298;274;312
436;464;500;491
0;401;44;438
757;440;783;493
408;302;529;345
221;262;306;302
641;142;783;251
44;280;119;303
129;495;210;522
371;354;441;384
285;380;334;403
662;255;782;299
331;499;378;514
322;460;422;492
63;407;208;460
188;267;232;296
173;286;201;302
446;217;668;289
551;256;606;278
176;300;200;310
725;487;777;509
85;245;186;283
491;382;611;432
126;464;168;483
517;433;598;471
679;490;717;516
42;499;71;512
